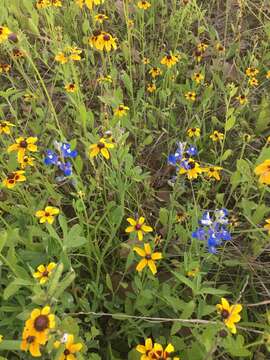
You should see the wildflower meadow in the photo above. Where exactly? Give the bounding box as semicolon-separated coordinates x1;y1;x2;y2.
0;0;270;359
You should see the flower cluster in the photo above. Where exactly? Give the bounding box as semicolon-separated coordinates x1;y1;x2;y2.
76;0;104;10
89;30;117;52
0;25;11;43
36;0;62;9
192;209;231;253
55;46;82;64
136;338;180;359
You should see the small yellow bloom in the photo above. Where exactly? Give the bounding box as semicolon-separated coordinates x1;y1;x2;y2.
0;63;11;73
36;0;51;8
248;77;258;87
203;166;223;181
136;338;154;359
266;70;270;79
3;171;26;189
59;334;83;360
0;25;11;43
97;75;113;84
35;206;60;224
160;52;179;68
236;94;248;105
33;263;57;284
187;127;200;138
76;0;104;10
151;342;179;359
12;49;25;59
216;298;242;334
55;52;68;64
149;67;162;78
192;72;204;84
94;13;109;23
137;0;151;10
210;130;224;142
8;137;38;163
126;217;153;241
147;83;156;93
134;243;162;275
175;211;188;223
24;306;55;344
185;91;196;102
193;49;202;62
89;137;114;159
0;335;3;343
216;43;225;53
21;327;42;357
65;83;77;93
254;159;270;185
264;218;270;234
20;155;35;169
187;267;199;277
245;67;259;77
179;159;203;180
197;42;208;52
114;104;129;117
142;57;150;65
68;46;82;61
0;120;15;135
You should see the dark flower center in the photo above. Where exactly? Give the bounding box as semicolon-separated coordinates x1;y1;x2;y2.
34;315;49;331
93;30;101;36
7;173;15;179
8;179;15;184
20;140;28;148
64;349;70;356
192;127;196;132
195;50;202;56
42;270;49;277
166;55;172;60
145;254;151;260
26;336;35;344
221;309;230;319
135;223;141;230
118;106;123;111
103;34;110;41
0;28;3;35
209;167;215;172
97;142;105;149
14;175;20;180
45;212;50;217
188;162;195;169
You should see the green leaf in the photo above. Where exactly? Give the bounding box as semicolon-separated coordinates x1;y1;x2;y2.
0;341;21;351
224;115;236;131
159;208;169;226
172;271;195;291
255;96;270;134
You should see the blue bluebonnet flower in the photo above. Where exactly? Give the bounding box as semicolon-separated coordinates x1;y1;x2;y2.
168;142;197;168
192;209;231;253
44;141;77;178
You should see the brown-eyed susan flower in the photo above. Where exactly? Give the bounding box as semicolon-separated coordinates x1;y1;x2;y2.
187;267;199;277
68;46;82;61
254;159;270;185
193;49;202;62
91;31;117;52
89;137;114;159
88;30;101;48
8;137;38;163
176;211;188;223
0;26;11;43
216;298;242;334
25;306;55;344
185;91;196;102
35;206;59;224
133;243;162;275
36;0;51;8
58;334;83;360
33;263;57;284
97;75;113;83
266;70;270;79
147;83;156;93
248;77;258;87
21;327;42;357
152;342;179;360
264;218;270;234
245;67;259;77
187;127;200;138
136;338;154;359
76;0;104;9
125;217;153;241
95;13;109;23
114;104;129;117
160;52;179;68
216;43;225;53
51;0;62;6
197;42;208;52
192;72;204;84
179;159;203;180
210;130;224;142
142;57;150;64
12;49;25;59
203;166;223;181
20;155;35;169
236;94;248;105
0;120;15;135
55;52;68;64
137;0;151;10
0;63;11;73
3;171;26;189
65;83;77;92
149;67;162;78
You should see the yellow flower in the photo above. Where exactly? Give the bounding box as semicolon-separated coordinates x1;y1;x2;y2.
76;0;104;9
248;77;258;87
267;136;270;144
264;218;270;234
236;94;248;105
0;63;11;73
0;335;3;343
203;166;223;181
266;70;270;79
0;120;15;135
21;327;42;357
216;298;242;334
25;306;55;344
35;206;60;224
97;75;113;84
114;104;129;117
36;0;51;8
89;137;114;159
65;83;78;93
216;43;225;53
185;91;196;102
55;52;68;64
193;49;202;62
125;217;153;241
90;31;117;52
175;211;188;223
147;83;156;93
245;67;259;77
51;0;62;6
187;127;200;138
179;159;203;180
12;49;25;58
0;26;11;43
136;338;154;359
187;267;199;277
254;159;270;185
20;155;35;169
142;57;150;64
59;334;83;360
210;130;224;142
152;342;180;360
192;72;204;84
68;46;82;61
33;263;57;284
197;42;208;52
3;171;26;189
160;52;179;68
137;1;151;10
149;67;162;78
8;137;38;163
94;13;109;23
134;243;162;275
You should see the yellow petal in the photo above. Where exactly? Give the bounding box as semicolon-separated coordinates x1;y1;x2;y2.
144;243;151;255
37;264;45;273
136;345;146;354
70;343;83;353
165;343;174;353
133;247;146;257
138;217;145;225
89;147;99;158
137;230;143;241
45;206;59;215
29;341;41;357
221;298;230;311
145;338;153;351
40;276;48;285
136;259;147;272
31;308;41;320
47;262;56;271
147;260;157;275
41;306;50;315
35;210;45;218
101;147;110;159
151;252;162;260
230;303;242;315
125;226;135;233
127;218;137;226
141;225;153;233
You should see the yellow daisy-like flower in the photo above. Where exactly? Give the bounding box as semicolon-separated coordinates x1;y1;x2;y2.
142;57;150;64
36;0;51;8
125;217;153;241
185;91;196;102
264;218;270;234
68;47;82;61
89;137;114;160
114;104;129;117
137;0;151;10
192;72;204;84
152;342;180;360
35;206;60;224
97;75;113;84
33;263;57;284
0;63;11;73
90;31;117;52
216;43;225;53
94;13;109;23
20;155;35;169
76;0;104;10
149;67;162;78
7;137;38;163
187;267;199;277
203;166;223;181
216;298;242;334
12;49;25;59
65;83;77;93
3;171;26;189
197;42;208;52
25;306;55;344
193;49;202;62
55;52;68;64
0;120;15;135
266;70;270;79
147;83;156;93
51;0;62;6
0;26;11;43
59;334;83;360
175;211;188;223
210;130;224;142
160;52;179;68
248;77;258;87
254;159;270;185
136;338;154;359
133;243;162;275
245;67;259;77
21;327;42;357
187;127;200;138
236;94;248;105
179;159;203;180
